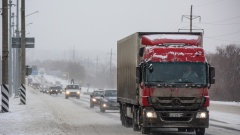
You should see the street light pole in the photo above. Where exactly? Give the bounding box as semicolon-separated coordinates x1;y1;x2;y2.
20;0;26;105
15;0;20;97
8;0;15;97
1;0;9;113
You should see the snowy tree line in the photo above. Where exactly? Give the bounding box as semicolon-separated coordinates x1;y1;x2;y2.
207;44;240;102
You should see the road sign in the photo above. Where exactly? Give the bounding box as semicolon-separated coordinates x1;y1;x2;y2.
12;37;35;48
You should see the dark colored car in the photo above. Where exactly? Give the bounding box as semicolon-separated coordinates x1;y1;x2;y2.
56;86;63;94
48;86;59;95
90;90;104;108
65;84;81;99
99;90;119;113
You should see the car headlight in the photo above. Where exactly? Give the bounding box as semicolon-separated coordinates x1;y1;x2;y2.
66;91;70;94
196;112;207;118
51;90;52;91
102;103;107;108
146;111;157;118
92;98;97;102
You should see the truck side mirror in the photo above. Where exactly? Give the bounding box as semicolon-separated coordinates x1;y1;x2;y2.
209;66;215;84
136;66;142;84
210;66;215;78
138;47;145;57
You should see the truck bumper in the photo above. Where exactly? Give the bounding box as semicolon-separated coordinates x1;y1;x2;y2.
143;110;209;128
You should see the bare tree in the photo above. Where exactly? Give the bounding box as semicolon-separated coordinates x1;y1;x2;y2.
207;44;240;101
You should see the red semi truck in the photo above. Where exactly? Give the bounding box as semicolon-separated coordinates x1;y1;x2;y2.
117;32;215;135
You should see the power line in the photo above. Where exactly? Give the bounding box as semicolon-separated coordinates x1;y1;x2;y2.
200;22;240;25
205;30;240;38
201;15;240;24
205;36;240;43
194;0;226;8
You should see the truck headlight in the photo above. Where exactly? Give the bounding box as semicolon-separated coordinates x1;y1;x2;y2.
92;98;97;102
66;91;70;94
146;111;157;118
77;91;80;94
196;112;207;118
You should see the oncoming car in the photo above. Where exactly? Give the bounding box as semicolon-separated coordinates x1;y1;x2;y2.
65;84;81;99
48;86;59;95
99;90;119;113
90;90;104;108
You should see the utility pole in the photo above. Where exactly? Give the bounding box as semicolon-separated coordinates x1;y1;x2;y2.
15;0;20;97
1;0;9;112
20;0;26;105
8;0;15;97
179;5;202;33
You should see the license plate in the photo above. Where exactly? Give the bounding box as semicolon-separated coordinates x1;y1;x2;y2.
169;113;184;117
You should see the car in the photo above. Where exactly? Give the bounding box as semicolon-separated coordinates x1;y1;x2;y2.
40;85;48;93
90;90;104;108
41;88;48;93
99;90;119;113
56;86;63;94
65;84;81;99
31;83;41;89
48;86;59;95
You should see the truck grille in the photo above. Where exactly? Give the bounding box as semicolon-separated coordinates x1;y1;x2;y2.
151;97;203;111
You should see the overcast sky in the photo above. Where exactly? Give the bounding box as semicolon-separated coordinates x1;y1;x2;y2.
1;0;240;62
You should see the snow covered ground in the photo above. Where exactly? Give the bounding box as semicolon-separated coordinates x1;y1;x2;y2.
0;75;240;134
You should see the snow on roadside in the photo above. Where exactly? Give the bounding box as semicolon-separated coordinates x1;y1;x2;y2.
210;111;240;131
210;101;240;106
0;87;66;135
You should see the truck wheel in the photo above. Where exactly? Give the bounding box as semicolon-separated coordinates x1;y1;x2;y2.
124;117;132;127
195;128;205;135
65;96;68;99
141;127;150;134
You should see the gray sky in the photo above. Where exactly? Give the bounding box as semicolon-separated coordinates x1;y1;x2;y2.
1;0;240;62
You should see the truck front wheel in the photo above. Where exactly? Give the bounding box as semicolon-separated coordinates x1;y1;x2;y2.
195;128;205;135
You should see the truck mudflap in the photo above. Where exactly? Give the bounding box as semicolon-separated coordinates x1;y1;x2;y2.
142;109;209;128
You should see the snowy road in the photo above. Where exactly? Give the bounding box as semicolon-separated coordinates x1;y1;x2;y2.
0;86;240;135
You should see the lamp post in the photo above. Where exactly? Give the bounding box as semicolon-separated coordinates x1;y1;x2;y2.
63;72;69;84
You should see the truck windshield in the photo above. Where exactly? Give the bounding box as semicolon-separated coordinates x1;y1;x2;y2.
145;62;207;85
